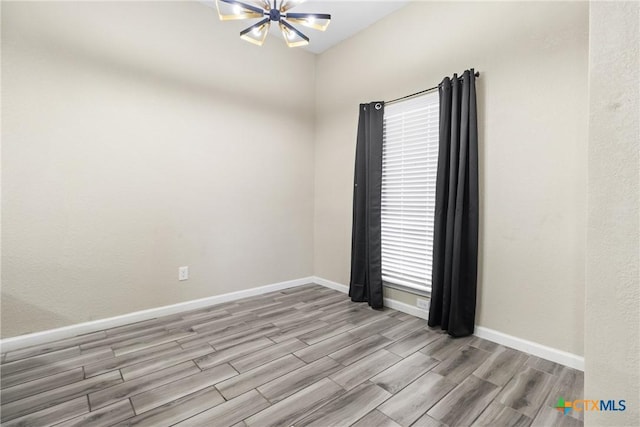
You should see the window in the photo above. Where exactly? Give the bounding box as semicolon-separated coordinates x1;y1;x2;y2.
381;92;439;293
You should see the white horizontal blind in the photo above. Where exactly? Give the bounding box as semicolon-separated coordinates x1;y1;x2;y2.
381;92;439;292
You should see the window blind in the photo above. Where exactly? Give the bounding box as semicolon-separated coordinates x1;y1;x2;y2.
381;92;439;292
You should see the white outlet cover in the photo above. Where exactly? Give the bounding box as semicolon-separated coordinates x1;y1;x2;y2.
416;298;429;310
179;266;189;281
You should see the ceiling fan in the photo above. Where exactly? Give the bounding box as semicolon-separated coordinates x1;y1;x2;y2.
215;0;331;48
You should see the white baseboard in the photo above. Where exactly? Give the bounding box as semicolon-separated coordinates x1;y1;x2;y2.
311;276;349;294
311;276;429;320
2;274;585;372
474;326;584;371
0;276;314;353
311;276;584;371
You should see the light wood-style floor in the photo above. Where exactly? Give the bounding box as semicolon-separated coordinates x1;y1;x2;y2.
0;284;583;427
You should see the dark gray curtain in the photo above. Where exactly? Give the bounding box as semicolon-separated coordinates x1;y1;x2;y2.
428;70;479;337
349;102;384;309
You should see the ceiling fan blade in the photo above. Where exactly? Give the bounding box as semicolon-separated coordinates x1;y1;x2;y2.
279;20;309;48
240;18;271;46
216;0;265;21
285;13;331;31
257;0;271;10
279;0;306;13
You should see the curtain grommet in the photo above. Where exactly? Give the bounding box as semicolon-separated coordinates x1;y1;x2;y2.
375;103;382;110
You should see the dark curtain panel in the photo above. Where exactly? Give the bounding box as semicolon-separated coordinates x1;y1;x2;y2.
428;69;479;337
349;102;385;309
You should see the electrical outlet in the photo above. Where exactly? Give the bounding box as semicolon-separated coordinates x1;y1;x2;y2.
416;298;429;310
178;266;189;281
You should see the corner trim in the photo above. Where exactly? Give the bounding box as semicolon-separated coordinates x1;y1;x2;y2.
0;276;314;353
311;276;584;371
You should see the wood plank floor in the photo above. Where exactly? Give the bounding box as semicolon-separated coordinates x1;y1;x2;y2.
0;284;584;427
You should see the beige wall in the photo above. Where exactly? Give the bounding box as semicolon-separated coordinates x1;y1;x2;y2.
0;0;602;368
314;1;589;356
585;2;639;425
1;1;316;337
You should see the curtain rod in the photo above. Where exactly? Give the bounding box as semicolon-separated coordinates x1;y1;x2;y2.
385;71;480;106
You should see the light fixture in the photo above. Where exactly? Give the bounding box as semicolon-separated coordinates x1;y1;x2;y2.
215;0;331;48
279;20;309;48
240;18;270;46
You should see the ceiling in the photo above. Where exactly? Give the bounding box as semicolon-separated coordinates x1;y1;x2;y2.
283;0;410;54
202;0;410;54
